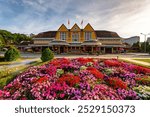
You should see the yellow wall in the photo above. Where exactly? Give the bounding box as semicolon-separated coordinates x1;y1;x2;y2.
55;23;97;43
56;24;68;41
83;23;97;41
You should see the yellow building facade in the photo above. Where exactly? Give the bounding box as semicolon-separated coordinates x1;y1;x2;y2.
31;23;125;54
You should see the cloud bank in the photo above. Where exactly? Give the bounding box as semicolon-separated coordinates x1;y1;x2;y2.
0;0;150;40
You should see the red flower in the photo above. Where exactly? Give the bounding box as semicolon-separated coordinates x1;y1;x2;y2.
135;76;150;85
36;76;49;83
77;58;94;64
50;58;71;67
104;59;121;67
107;77;127;89
58;74;80;87
87;67;104;79
133;66;150;74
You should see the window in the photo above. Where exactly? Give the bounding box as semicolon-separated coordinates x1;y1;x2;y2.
72;32;79;42
85;32;92;41
60;32;67;40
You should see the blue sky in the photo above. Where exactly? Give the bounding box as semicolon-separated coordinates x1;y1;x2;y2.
0;0;150;40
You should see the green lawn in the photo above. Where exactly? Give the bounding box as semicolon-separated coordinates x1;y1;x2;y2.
133;59;150;63
0;60;42;89
119;59;150;68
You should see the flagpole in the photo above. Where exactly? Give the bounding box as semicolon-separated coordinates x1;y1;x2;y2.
68;19;70;29
81;20;83;29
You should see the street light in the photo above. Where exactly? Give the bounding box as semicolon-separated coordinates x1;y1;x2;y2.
140;33;150;53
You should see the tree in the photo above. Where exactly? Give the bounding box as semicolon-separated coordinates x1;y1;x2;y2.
4;46;20;61
0;30;14;44
131;41;140;51
0;29;32;45
148;44;150;54
41;48;54;62
0;35;4;47
140;42;149;53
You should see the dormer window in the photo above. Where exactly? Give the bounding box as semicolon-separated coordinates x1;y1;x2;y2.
60;32;67;40
85;32;92;41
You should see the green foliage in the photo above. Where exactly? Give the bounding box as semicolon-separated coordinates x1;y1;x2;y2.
0;29;32;45
148;44;150;54
131;41;140;51
136;77;150;86
0;35;4;47
4;46;20;61
133;85;150;100
13;33;32;44
0;30;13;44
140;42;149;53
41;48;54;62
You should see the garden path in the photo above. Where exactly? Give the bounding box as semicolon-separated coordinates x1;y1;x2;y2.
0;58;40;69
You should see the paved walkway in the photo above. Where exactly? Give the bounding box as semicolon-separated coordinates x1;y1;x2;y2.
0;58;40;69
0;52;150;58
0;52;150;69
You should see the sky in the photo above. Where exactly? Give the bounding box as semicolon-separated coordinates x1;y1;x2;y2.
0;0;150;41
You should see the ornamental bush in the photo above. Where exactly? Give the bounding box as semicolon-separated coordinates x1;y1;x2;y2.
41;48;54;62
4;46;20;61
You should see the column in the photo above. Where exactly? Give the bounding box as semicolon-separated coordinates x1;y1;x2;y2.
104;47;106;54
66;46;68;53
58;46;60;54
41;47;42;52
91;46;93;53
112;47;114;53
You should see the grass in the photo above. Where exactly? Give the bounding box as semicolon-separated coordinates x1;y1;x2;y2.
119;59;150;68
0;56;35;65
0;59;42;89
133;59;150;63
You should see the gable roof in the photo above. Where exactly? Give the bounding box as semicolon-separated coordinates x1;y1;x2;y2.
95;30;120;38
70;23;81;31
34;30;121;38
34;31;57;38
84;23;95;31
57;24;68;31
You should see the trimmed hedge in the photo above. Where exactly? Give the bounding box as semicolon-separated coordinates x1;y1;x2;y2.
4;46;20;61
41;48;54;62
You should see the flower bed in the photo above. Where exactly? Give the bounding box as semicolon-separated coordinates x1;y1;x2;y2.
0;58;150;100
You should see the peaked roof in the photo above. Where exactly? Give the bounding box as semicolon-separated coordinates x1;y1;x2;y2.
57;24;68;31
84;23;95;31
95;30;120;38
34;31;57;38
34;29;121;38
70;23;81;31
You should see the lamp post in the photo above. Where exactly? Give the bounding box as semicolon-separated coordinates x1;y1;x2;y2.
140;33;150;53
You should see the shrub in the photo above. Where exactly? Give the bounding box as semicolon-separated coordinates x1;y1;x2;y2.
41;48;54;62
4;46;20;61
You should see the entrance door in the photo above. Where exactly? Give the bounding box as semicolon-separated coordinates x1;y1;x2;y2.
60;46;64;53
105;47;112;53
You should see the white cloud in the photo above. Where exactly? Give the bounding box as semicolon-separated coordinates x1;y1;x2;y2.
1;0;150;42
22;0;71;13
